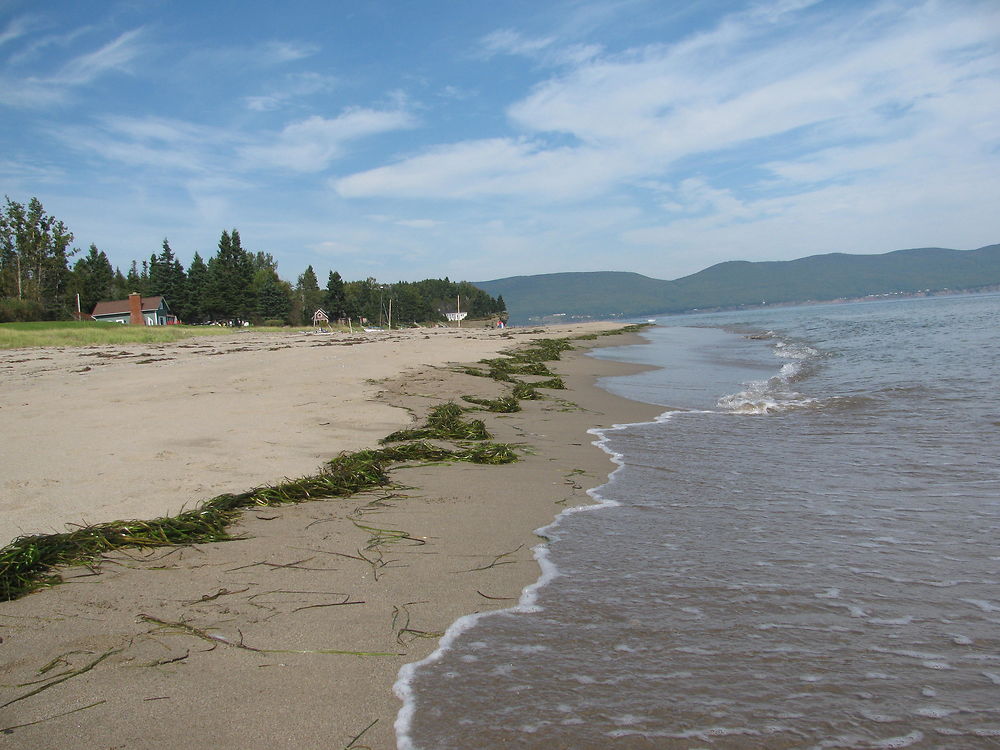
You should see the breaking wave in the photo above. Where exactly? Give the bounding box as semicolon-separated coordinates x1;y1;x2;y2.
717;335;820;414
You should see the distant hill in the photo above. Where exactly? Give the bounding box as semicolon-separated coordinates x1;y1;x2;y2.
474;244;1000;322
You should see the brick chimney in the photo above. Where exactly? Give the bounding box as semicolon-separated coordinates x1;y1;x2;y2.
128;292;145;325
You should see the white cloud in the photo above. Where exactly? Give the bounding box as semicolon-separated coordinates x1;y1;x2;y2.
479;28;555;58
5;0;997;284
622;152;1000;278
259;40;318;64
365;214;443;229
747;0;824;23
437;85;475;101
478;26;601;67
52;28;144;85
394;218;441;229
337;0;1000;218
0;16;33;48
244;71;338;112
55;106;417;180
664;178;758;219
242;109;416;172
0;27;144;108
53;115;229;174
335;137;636;201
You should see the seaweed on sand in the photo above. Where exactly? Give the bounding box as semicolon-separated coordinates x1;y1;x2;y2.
0;440;517;602
381;402;491;443
0;330;642;602
461;394;521;413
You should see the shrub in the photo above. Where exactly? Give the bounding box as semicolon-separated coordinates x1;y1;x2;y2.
0;298;46;323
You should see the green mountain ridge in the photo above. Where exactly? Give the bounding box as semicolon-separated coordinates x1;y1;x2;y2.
473;244;1000;322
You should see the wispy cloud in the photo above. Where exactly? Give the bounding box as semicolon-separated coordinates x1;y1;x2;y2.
0;27;145;108
242;108;417;172
192;38;320;72
259;40;318;64
53;114;229;174
244;71;338;112
0;16;33;48
335;137;623;200
478;26;601;67
338;0;1000;209
2;0;997;282
368;215;443;229
50;28;144;85
479;28;555;59
56;104;417;180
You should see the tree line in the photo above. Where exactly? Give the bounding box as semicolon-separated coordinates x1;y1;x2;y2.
1;196;505;325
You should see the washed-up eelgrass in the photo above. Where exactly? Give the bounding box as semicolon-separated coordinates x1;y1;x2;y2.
461;394;521;413
0;441;517;602
381;402;491;443
0;329;641;602
456;337;575;405
571;323;648;341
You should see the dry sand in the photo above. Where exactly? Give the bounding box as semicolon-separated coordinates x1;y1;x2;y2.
0;323;659;749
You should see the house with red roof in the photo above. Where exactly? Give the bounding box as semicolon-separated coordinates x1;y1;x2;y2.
91;293;178;325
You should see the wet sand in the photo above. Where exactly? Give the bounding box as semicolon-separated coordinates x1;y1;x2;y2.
0;323;658;749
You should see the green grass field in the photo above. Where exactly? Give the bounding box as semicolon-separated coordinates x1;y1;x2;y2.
0;321;274;349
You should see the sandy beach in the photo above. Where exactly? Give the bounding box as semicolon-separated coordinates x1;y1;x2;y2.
0;323;659;749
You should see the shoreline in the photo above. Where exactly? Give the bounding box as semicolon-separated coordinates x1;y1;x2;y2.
0;324;660;749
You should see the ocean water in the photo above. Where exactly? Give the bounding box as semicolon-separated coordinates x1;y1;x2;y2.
395;294;1000;749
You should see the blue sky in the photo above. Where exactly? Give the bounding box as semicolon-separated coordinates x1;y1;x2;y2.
1;0;998;284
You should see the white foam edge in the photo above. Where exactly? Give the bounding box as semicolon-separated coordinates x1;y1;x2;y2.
393;409;677;749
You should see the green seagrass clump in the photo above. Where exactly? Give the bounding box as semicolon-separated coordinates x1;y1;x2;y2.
377;440;518;466
381;402;491;443
511;381;544;400
0;438;518;602
0;511;238;602
457;338;573;402
0;332;627;602
462;394;522;413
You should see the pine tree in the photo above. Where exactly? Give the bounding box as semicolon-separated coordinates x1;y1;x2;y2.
148;239;188;320
125;260;148;296
185;252;208;323
70;244;115;313
204;229;254;323
295;265;323;325
324;271;348;320
109;267;129;300
253;267;291;323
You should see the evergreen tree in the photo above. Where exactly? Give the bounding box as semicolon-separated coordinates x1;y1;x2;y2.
344;277;378;324
70;244;115;313
204;229;254;323
185;252;208;323
125;260;149;296
252;267;291;323
389;283;434;324
294;265;323;325
324;271;348;320
251;251;279;274
110;267;129;301
148;239;188;320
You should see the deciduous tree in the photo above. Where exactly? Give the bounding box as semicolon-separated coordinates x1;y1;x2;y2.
0;196;75;319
